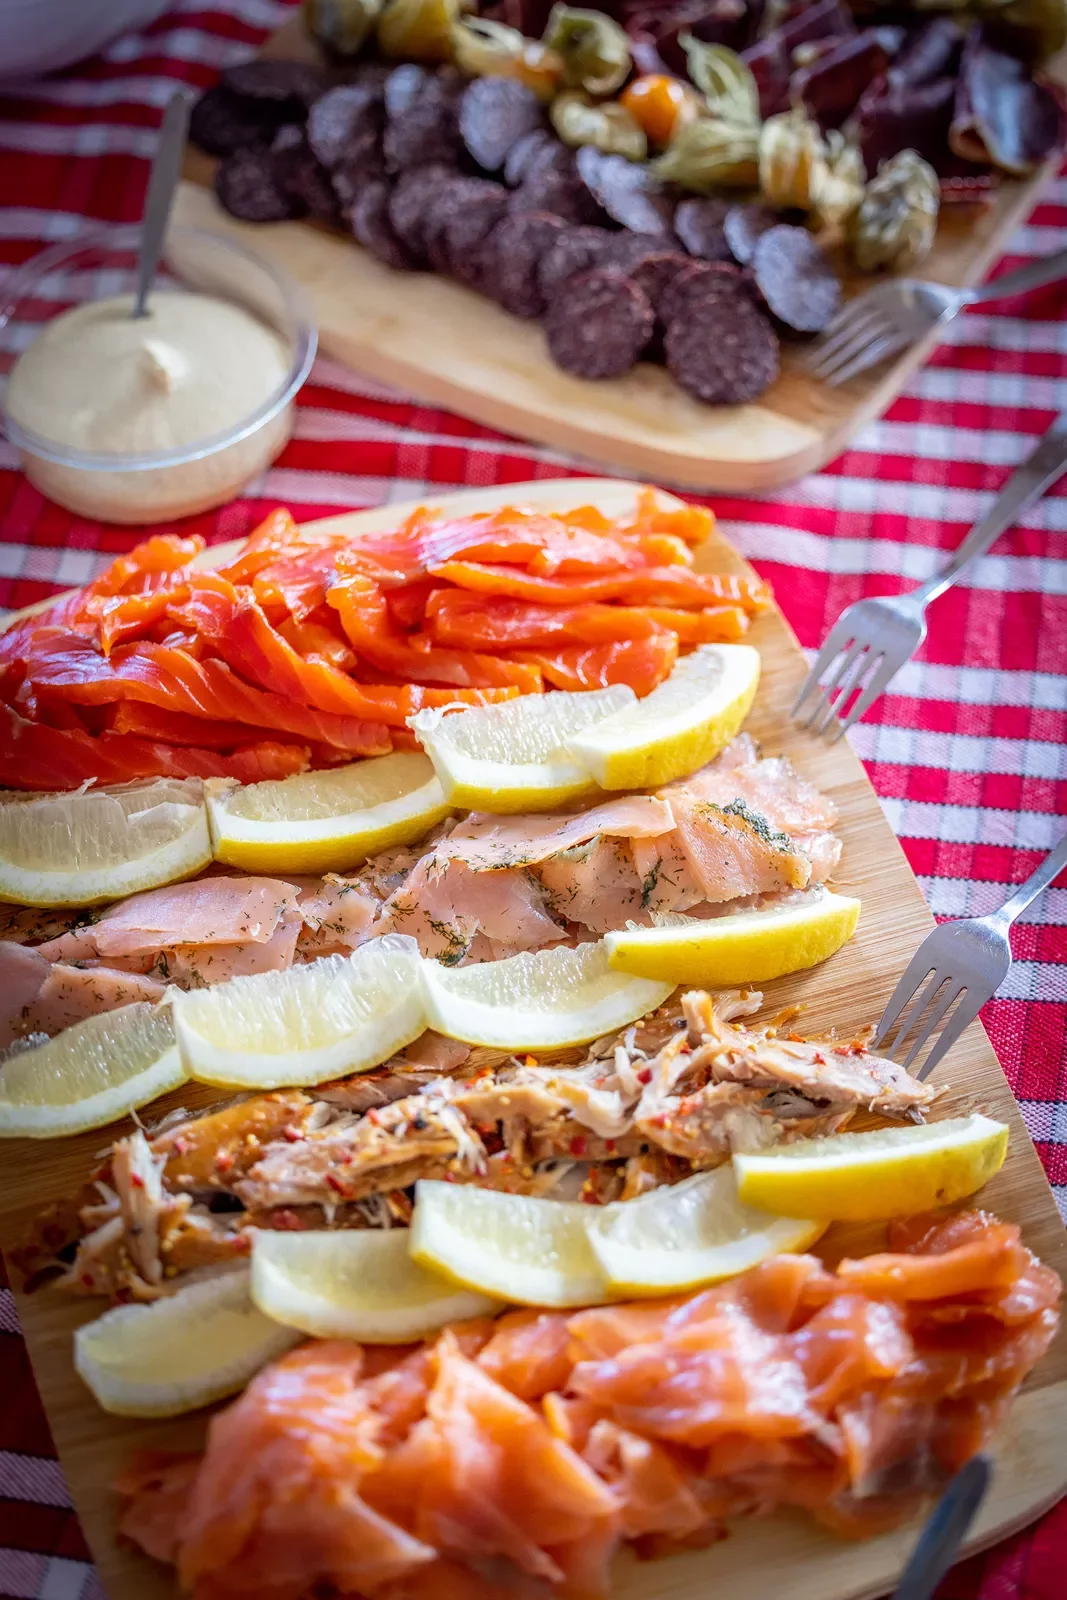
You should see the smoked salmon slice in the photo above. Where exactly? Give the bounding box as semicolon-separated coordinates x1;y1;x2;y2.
116;1212;1060;1600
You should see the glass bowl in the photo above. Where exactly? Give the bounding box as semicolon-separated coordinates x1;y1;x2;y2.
0;223;317;524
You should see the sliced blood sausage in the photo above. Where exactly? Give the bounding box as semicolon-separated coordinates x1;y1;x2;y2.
384;63;429;120
537;226;615;303
723;203;780;265
307;83;384;171
387;162;459;258
442;190;509;281
545;270;655;380
271;127;341;225
487;210;567;318
214;145;299;222
459;76;543;173
575;147;675;236
625;250;692;314
222;59;326;111
751;225;841;333
665;298;780;405
189;86;275;156
383;94;462;175
422;177;508;276
351;179;417;271
674;197;732;262
505;128;553;187
659;260;747;327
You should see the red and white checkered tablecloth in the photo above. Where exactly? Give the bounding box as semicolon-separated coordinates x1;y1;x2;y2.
0;2;1065;1596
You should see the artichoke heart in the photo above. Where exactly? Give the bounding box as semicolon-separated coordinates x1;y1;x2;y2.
551;91;647;159
450;17;562;103
304;0;384;59
654;114;759;191
542;4;631;97
680;34;760;128
378;0;459;64
812;132;865;230
850;149;940;272
759;107;828;211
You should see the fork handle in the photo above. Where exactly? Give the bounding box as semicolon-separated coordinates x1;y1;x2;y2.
967;247;1067;305
912;411;1067;606
992;832;1067;927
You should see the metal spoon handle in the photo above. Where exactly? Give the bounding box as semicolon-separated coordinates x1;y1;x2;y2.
891;1455;992;1600
132;90;191;319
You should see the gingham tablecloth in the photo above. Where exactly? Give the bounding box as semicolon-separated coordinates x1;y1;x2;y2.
0;3;1065;1596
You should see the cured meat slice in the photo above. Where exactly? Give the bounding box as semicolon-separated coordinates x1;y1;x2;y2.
222;60;326;111
189;86;272;157
504;128;553;187
575;147;676;236
544;270;654;380
659;260;747;327
387;163;458;259
674;196;732;262
458;76;543;173
270;128;340;225
625;250;691;315
537;226;614;303
665;297;780;405
352;180;418;271
486;210;566;318
214;147;297;223
752;225;841;334
723;202;780;266
437;795;674;872
306;82;384;171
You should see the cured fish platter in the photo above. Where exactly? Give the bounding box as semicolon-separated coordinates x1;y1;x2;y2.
0;479;1065;1600
175;11;1067;492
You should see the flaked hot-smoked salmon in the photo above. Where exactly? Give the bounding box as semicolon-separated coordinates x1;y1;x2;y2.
115;1210;1060;1598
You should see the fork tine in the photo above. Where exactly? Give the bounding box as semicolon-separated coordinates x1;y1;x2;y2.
872;948;940;1049
823;330;910;388
807;314;894;382
915;993;985;1081
805;308;889;374
832;651;895;740
883;967;948;1057
901;981;965;1073
797;638;866;731
790;619;854;717
810;644;878;737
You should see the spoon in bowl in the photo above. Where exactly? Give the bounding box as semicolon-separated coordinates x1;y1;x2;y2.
132;89;191;319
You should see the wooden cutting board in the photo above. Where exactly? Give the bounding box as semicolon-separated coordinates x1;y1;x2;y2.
1;479;1065;1600
174;16;1067;492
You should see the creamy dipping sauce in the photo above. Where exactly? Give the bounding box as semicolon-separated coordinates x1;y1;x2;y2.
5;290;295;523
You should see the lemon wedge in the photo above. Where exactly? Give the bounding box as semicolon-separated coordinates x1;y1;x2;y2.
252;1228;500;1341
0;778;212;908
564;644;761;791
604;890;861;987
734;1114;1010;1222
207;752;450;875
0;1003;187;1139
410;1180;611;1308
74;1268;300;1417
421;940;673;1051
409;685;632;812
586;1166;825;1296
172;934;426;1088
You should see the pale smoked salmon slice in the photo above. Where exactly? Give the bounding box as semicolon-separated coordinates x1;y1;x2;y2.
439;796;676;872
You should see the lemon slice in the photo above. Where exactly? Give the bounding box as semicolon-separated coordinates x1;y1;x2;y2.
207;752;450;875
565;644;761;791
252;1228;500;1341
604;890;861;987
172;934;426;1088
734;1114;1010;1222
421;940;673;1050
74;1268;300;1417
0;1003;186;1139
586;1166;825;1296
0;778;212;908
410;1180;610;1308
409;685;632;812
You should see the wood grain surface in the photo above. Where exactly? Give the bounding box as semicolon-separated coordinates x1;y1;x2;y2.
1;479;1065;1600
173;16;1067;492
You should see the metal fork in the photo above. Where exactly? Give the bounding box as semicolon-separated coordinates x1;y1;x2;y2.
808;248;1067;386
890;1455;991;1600
872;832;1067;1081
792;411;1067;740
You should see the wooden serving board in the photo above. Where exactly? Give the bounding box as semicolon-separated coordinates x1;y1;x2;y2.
1;479;1065;1600
174;16;1066;492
